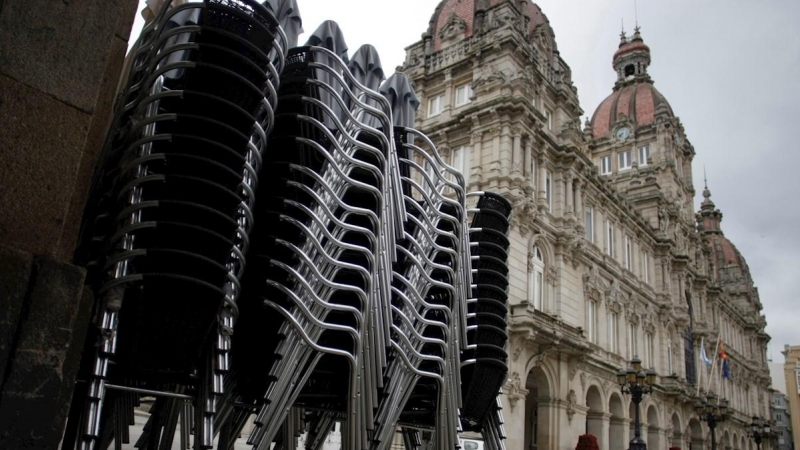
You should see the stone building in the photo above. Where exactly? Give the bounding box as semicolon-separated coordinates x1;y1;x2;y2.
401;1;773;449
771;390;794;450
783;346;800;449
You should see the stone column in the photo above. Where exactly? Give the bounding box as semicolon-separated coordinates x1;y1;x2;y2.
575;180;584;219
565;172;574;219
523;138;533;185
490;126;502;179
500;390;528;450
500;125;512;180
511;130;523;179
472;131;483;186
537;155;547;208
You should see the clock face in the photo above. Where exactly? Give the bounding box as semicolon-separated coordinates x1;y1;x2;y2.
616;127;631;141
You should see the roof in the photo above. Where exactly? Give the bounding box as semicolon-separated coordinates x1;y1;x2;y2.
590;82;674;139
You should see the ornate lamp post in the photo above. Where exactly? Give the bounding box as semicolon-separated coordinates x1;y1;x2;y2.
617;357;657;450
694;390;729;450
749;416;771;450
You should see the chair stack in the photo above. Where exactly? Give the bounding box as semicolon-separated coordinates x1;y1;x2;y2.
460;192;513;432
240;34;396;450
65;1;287;448
65;3;516;448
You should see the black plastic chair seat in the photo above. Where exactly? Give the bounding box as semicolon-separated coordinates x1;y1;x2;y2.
156;89;259;136
469;241;508;261
202;0;280;49
149;132;250;170
103;248;230;287
475;192;512;217
120;152;245;192
472;312;507;329
468;325;508;348
149;113;253;156
108;221;236;264
469;228;510;251
460;357;508;426
470;255;509;276
469;209;509;234
472;284;508;301
117;174;243;219
471;268;509;290
102;273;227;382
471;298;508;317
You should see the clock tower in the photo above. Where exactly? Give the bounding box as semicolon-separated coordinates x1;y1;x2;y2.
586;27;696;241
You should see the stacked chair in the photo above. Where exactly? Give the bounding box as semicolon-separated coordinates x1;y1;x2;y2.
65;1;289;449
460;192;513;450
65;1;515;449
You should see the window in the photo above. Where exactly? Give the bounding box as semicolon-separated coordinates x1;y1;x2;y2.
627;323;638;359
638;146;650;166
600;156;612;175
610;312;620;354
606;221;615;257
585;206;594;243
645;332;655;369
545;170;552;211
455;84;473;107
618;151;632;170
451;146;470;180
587;301;598;343
545;109;553;130
642;251;649;283
427;94;444;117
625;236;633;270
529;247;545;310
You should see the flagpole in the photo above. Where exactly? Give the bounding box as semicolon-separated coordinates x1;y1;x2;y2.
706;333;722;393
697;337;704;396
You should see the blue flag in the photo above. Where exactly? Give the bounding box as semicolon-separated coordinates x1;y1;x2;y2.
722;358;731;379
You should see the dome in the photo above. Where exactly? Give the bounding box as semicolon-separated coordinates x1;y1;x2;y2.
588;27;674;139
698;185;754;286
427;0;548;52
705;234;754;286
589;82;674;139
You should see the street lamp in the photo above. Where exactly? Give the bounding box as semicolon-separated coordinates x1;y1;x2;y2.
749;416;771;450
617;357;657;450
694;390;729;450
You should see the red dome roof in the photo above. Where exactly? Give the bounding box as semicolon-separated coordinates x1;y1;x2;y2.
613;41;651;64
589;82;673;139
429;0;547;51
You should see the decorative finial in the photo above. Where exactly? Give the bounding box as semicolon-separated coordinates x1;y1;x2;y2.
703;165;708;190
634;0;639;28
620;19;628;44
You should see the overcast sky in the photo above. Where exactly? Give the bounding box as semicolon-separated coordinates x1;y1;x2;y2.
128;0;800;359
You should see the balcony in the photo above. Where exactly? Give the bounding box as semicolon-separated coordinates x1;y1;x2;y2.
508;306;591;356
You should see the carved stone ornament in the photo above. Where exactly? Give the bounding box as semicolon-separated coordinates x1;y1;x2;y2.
438;12;467;41
472;65;509;90
583;265;605;304
568;355;587;381
505;372;528;412
566;389;577;423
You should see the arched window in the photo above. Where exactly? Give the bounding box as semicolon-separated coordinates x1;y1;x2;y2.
529;247;545;310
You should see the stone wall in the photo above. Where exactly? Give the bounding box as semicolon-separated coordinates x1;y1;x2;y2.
0;0;139;447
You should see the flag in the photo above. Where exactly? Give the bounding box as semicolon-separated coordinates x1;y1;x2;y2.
720;342;731;380
700;338;713;366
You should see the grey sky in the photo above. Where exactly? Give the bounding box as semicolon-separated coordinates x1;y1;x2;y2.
128;0;800;356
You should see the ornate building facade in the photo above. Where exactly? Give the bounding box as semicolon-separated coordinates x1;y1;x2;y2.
401;1;773;449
